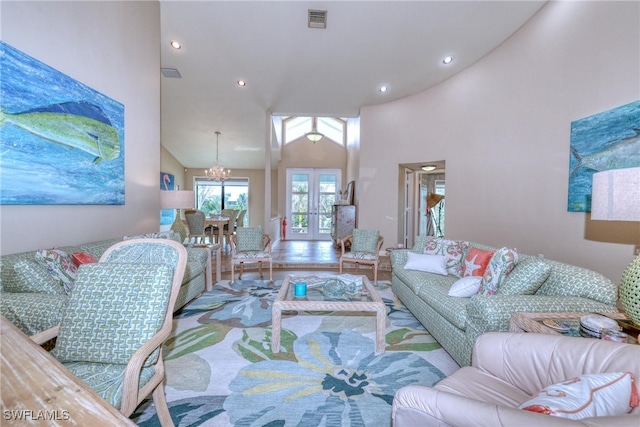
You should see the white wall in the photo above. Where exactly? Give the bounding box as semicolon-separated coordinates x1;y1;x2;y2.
0;1;161;254
359;1;640;283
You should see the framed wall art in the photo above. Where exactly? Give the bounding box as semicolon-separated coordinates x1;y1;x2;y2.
0;41;125;205
568;100;640;212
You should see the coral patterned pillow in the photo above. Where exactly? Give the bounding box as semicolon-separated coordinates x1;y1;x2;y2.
479;247;519;295
519;372;638;420
424;238;469;278
35;249;77;295
462;247;495;277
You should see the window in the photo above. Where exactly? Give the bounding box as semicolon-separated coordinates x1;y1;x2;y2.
282;116;346;145
194;177;249;221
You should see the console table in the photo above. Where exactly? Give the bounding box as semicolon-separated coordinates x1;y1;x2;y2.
0;316;135;426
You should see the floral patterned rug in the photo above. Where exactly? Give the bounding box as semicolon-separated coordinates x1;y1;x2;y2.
131;279;459;426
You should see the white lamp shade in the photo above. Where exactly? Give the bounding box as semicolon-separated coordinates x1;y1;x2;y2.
591;167;640;221
160;190;194;210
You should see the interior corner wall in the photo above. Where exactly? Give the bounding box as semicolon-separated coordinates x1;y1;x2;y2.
161;146;186;191
358;1;640;283
0;1;161;255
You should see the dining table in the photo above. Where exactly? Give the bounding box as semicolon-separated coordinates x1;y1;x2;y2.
205;215;230;249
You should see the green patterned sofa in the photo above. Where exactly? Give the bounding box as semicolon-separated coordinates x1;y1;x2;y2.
391;237;619;367
1;237;211;336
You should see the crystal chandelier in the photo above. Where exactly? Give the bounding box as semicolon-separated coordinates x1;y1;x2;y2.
204;131;231;181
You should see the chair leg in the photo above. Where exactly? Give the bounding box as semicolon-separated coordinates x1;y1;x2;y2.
269;259;273;281
373;262;378;286
231;262;235;283
339;260;343;274
239;262;244;279
152;383;175;427
258;261;263;279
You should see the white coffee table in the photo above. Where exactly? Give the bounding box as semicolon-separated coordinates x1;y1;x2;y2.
271;274;387;354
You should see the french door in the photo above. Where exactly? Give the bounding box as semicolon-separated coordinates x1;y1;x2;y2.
286;168;341;240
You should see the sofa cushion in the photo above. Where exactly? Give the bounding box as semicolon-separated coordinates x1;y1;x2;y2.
416;280;469;330
404;252;448;275
423;238;469;278
0;292;68;335
462;248;494;277
123;231;181;242
479;247;519;295
12;260;65;295
499;257;551;295
535;259;617;305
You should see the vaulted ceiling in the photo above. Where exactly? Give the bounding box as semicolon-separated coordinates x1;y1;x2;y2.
160;1;546;170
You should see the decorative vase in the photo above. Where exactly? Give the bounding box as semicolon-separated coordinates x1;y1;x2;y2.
619;254;640;326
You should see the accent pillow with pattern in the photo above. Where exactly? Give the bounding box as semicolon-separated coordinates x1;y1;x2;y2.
35;248;77;295
462;247;495;277
423;238;469;277
478;247;519;295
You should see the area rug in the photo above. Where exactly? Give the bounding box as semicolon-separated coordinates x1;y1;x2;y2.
131;279;459;426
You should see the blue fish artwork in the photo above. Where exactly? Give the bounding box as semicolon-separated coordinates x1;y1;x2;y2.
0;41;124;205
568;100;640;212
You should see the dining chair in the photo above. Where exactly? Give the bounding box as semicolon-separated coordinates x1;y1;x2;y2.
220;209;239;249
184;209;212;245
230;226;272;282
31;238;187;427
339;229;384;285
235;209;247;230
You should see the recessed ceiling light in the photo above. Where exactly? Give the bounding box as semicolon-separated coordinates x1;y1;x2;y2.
170;40;181;49
379;86;388;93
421;165;437;171
237;80;246;87
442;56;454;65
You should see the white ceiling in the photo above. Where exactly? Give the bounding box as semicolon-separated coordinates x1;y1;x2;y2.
160;1;546;170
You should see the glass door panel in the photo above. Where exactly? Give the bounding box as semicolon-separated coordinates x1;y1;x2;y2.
286;168;340;240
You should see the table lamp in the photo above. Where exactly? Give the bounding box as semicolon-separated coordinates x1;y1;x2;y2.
591;167;640;325
160;190;195;243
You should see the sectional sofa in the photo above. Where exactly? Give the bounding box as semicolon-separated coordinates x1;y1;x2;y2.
390;236;619;366
1;236;211;336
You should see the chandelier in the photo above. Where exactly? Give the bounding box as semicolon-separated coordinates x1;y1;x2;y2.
305;117;324;142
204;131;231;181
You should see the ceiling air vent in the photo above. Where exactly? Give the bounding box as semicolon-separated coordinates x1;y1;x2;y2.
308;9;327;29
161;68;182;78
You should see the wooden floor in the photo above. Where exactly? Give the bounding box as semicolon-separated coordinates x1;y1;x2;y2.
218;239;392;282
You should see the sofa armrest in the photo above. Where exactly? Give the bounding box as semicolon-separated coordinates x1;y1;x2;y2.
392;384;609;427
473;332;640;396
466;295;617;334
390;249;411;268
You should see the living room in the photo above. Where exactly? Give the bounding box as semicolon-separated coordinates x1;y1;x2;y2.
1;1;639;426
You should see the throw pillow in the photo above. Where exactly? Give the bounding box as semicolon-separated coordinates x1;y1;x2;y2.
71;252;99;266
404;252;448;275
478;247;519;295
424;238;469;277
499;257;551;295
462;247;495;277
11;259;65;295
352;229;380;254
52;262;174;366
448;276;482;297
236;226;264;252
34;249;77;295
519;372;638;420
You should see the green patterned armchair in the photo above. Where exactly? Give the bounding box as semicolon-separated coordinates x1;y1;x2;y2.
31;238;187;427
230;226;272;282
339;229;384;285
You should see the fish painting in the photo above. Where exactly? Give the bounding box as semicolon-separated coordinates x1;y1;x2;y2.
570;127;640;176
0;100;120;164
0;41;124;205
568;100;640;212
